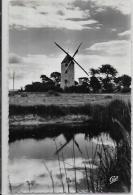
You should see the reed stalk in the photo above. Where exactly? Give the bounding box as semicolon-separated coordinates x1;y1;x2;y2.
54;140;65;193
8;176;13;193
43;161;55;193
61;150;70;193
72;137;77;193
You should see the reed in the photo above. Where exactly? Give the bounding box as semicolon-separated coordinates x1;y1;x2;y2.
61;150;70;193
54;140;65;193
43;161;55;193
8;176;13;193
72;137;77;193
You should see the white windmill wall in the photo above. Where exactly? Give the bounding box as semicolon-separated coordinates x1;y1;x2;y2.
61;61;74;89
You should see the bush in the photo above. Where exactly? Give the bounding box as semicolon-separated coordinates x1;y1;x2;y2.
47;90;60;96
64;85;90;93
121;87;131;93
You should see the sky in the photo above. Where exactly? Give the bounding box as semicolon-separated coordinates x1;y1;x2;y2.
8;0;131;89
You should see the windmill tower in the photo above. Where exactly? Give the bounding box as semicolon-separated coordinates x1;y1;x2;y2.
55;42;89;89
61;54;74;88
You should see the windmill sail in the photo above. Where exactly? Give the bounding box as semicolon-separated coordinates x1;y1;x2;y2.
54;42;69;56
72;42;82;58
73;59;89;77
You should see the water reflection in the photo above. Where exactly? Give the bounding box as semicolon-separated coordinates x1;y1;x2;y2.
9;132;115;193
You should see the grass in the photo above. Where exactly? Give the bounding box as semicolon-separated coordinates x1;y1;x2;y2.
9;92;130;107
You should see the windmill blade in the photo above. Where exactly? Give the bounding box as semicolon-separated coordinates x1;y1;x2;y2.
65;60;73;73
74;140;82;154
54;42;69;56
55;141;70;154
73;59;89;77
72;42;82;58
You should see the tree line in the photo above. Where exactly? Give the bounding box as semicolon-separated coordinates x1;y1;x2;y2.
24;64;131;93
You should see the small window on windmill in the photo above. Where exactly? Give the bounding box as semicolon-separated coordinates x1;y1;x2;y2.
65;70;68;74
65;80;68;85
65;63;68;67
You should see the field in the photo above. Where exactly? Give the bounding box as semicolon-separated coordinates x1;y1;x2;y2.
9;92;130;106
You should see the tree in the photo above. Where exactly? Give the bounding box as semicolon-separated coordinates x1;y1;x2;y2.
119;75;131;88
90;76;101;93
75;81;78;86
101;78;114;92
89;68;101;92
99;64;117;79
40;74;53;84
78;77;89;85
114;75;131;92
50;72;61;85
90;68;99;76
99;64;117;92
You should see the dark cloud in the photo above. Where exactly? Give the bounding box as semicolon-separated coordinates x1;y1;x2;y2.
66;18;90;22
92;8;130;32
73;0;95;12
9;54;22;64
73;0;130;32
40;12;47;15
10;1;25;7
9;27;121;57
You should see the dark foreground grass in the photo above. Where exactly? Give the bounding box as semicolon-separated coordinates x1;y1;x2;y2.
9;104;92;117
97;126;131;192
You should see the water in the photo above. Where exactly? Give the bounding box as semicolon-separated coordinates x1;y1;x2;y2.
9;131;115;193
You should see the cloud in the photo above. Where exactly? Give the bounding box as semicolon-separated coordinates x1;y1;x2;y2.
9;0;98;30
118;30;130;37
86;40;130;56
91;7;130;32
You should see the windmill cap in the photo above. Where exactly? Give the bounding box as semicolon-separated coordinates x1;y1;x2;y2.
61;55;74;64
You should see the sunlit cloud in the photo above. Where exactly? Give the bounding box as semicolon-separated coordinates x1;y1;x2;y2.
86;40;130;56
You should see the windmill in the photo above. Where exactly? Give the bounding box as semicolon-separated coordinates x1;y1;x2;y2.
55;42;89;89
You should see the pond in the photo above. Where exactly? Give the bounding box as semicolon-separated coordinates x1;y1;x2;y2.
9;129;116;193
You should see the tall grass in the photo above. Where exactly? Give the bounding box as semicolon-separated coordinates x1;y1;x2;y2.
8;176;13;193
43;161;55;193
96;133;131;192
61;150;70;193
54;140;65;193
